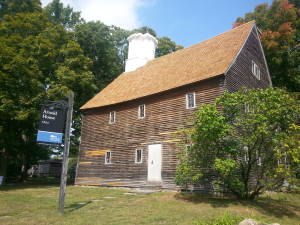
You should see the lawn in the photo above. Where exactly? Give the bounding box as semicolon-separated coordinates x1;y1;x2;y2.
1;178;300;224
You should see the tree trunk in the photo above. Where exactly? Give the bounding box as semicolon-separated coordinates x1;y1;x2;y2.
0;149;9;186
19;154;27;182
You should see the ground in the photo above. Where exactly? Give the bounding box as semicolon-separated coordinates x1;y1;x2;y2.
0;178;299;224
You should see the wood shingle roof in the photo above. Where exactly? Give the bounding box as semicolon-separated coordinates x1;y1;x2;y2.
81;21;255;110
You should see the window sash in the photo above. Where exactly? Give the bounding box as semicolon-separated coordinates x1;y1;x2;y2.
105;151;111;164
252;61;260;80
135;149;142;163
109;111;115;124
186;145;191;158
244;146;249;162
186;93;195;108
138;105;145;118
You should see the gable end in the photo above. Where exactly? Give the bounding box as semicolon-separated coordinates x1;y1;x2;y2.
224;23;271;93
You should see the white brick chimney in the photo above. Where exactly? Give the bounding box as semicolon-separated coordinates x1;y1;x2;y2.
125;33;158;72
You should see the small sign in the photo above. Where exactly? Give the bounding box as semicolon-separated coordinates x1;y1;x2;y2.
0;176;3;185
37;107;66;147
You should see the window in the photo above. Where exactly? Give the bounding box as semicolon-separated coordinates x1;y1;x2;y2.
186;93;195;109
138;104;145;118
186;145;191;158
105;151;111;164
252;61;260;80
256;151;261;166
244;146;249;162
109;111;115;124
135;149;142;163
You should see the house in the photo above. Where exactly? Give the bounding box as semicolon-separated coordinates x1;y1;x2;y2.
75;21;271;191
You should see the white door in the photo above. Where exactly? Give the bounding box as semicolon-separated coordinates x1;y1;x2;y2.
147;144;162;182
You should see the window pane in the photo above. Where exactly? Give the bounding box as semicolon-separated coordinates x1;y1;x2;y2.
139;105;145;118
106;152;111;164
136;149;142;162
188;93;194;108
110;112;115;123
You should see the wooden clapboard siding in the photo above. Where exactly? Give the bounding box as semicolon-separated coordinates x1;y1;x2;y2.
77;25;272;191
76;76;224;189
225;26;271;92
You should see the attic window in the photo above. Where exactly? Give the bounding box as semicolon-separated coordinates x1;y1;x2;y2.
138;104;145;118
135;149;142;163
186;93;196;109
105;151;111;164
252;61;260;80
109;111;115;124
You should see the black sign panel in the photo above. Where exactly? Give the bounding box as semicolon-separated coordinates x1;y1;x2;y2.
37;107;66;147
38;107;65;133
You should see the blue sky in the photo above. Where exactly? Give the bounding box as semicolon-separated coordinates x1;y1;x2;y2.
41;0;274;48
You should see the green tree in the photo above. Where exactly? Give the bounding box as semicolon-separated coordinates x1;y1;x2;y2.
131;25;157;37
0;0;42;20
234;0;300;92
75;21;122;90
0;8;96;184
175;87;300;200
44;0;82;30
156;36;184;58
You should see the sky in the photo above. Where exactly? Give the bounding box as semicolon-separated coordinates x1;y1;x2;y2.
40;0;274;48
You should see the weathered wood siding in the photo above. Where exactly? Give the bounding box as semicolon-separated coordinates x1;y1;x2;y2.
76;25;271;191
225;26;271;92
76;76;224;189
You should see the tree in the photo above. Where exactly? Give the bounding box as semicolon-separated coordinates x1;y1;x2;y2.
234;0;300;92
0;0;42;20
74;21;122;91
156;36;184;58
0;6;96;184
131;25;157;37
44;0;83;30
174;87;300;200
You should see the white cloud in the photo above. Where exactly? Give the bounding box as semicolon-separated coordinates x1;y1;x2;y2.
40;0;155;30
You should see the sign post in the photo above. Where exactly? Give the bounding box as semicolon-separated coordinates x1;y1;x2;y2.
58;91;74;215
36;92;74;215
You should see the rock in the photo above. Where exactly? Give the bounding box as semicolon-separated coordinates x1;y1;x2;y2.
239;219;260;225
239;219;280;225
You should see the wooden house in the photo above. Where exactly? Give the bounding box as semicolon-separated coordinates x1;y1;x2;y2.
75;21;271;191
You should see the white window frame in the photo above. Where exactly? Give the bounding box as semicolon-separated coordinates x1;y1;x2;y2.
186;92;196;109
252;61;260;80
256;151;261;166
138;104;145;119
244;146;249;162
186;145;191;158
109;111;116;124
105;151;111;164
135;149;143;163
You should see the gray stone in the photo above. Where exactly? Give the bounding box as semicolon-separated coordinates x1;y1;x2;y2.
239;219;280;225
239;219;260;225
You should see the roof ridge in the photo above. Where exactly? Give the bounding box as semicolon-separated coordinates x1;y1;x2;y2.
178;20;255;51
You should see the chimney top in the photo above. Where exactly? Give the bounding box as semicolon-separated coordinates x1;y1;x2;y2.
125;33;158;73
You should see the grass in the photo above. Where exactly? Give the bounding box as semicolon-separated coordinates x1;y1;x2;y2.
1;178;300;224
